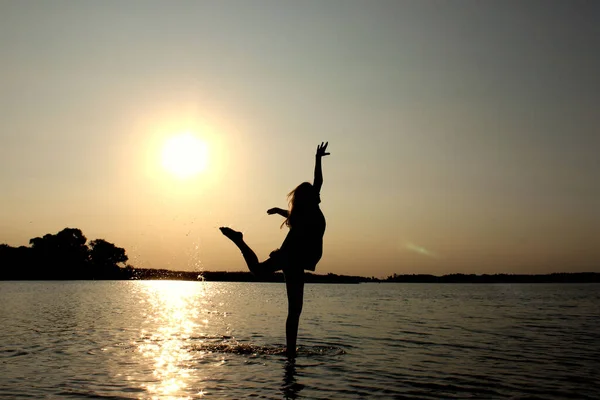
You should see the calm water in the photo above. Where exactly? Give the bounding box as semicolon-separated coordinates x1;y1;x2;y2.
1;281;598;399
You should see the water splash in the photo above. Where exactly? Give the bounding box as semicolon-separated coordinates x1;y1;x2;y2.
189;340;346;357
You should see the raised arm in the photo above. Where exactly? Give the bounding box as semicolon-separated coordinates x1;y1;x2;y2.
313;142;330;193
267;207;289;218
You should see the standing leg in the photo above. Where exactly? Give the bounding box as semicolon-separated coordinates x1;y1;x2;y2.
283;267;305;359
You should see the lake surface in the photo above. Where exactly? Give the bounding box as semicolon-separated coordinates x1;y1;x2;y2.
1;281;598;399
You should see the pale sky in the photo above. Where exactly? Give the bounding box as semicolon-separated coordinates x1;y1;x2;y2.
1;1;599;277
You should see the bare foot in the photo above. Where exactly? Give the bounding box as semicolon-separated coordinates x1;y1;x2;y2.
219;227;243;244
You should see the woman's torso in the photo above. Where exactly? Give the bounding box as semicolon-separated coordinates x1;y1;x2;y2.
281;207;326;270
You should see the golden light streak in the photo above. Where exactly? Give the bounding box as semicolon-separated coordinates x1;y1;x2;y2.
137;281;207;399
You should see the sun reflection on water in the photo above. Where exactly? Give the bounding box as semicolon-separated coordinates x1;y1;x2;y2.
137;281;207;399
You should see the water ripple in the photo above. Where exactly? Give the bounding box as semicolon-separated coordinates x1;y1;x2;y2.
1;281;599;399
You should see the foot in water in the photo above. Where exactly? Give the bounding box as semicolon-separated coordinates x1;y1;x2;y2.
219;227;243;244
286;347;297;359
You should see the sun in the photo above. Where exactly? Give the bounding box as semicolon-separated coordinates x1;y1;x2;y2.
161;133;208;179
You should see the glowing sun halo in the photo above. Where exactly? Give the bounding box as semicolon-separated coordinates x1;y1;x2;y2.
161;133;208;179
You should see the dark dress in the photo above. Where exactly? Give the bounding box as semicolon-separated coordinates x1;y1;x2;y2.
280;205;326;271
262;201;326;273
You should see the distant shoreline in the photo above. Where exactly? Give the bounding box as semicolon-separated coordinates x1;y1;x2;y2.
3;229;598;283
132;269;600;283
3;269;598;284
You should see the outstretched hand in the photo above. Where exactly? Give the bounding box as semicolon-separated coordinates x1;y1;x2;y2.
267;208;279;215
316;142;330;157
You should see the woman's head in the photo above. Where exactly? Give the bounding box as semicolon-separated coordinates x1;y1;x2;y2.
283;182;319;227
288;182;319;208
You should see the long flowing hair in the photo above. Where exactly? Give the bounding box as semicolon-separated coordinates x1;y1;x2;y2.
282;182;318;228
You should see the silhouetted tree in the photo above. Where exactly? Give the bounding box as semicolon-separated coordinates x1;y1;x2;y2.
89;239;128;279
29;228;90;279
0;244;33;279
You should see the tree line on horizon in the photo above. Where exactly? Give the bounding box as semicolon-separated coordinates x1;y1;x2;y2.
382;272;600;283
1;228;598;283
129;270;600;283
0;228;131;280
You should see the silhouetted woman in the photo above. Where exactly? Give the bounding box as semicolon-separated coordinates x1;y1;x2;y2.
220;142;330;358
